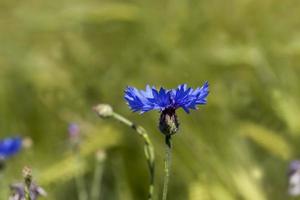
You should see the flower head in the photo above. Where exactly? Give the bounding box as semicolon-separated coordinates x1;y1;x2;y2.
124;82;209;114
124;82;209;136
0;137;22;159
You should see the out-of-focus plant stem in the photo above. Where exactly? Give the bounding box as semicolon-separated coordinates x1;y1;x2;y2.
0;170;4;200
90;151;106;200
74;152;88;200
24;185;31;200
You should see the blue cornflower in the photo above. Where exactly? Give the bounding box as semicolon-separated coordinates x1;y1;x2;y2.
0;137;22;159
124;82;209;137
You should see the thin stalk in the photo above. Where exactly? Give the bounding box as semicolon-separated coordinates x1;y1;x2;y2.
23;167;32;200
111;112;155;200
74;152;88;200
162;136;172;200
90;155;106;200
24;184;31;200
0;168;4;199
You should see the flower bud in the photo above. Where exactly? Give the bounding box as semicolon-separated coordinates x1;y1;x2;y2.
95;150;107;162
22;137;33;149
22;166;32;186
93;104;113;118
159;108;179;136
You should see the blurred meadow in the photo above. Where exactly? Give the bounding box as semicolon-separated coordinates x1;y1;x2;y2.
1;0;300;199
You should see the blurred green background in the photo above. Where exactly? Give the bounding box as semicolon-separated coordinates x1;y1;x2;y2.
1;0;300;199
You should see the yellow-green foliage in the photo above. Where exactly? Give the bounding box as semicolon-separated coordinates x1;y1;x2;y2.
240;122;292;160
39;125;120;185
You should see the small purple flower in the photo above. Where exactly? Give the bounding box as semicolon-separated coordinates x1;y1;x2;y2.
9;183;47;200
68;123;80;138
0;137;22;159
68;123;81;150
288;160;300;196
124;82;209;137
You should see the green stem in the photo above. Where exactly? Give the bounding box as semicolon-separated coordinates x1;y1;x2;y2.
90;157;105;200
162;137;172;200
24;175;32;200
74;153;88;200
111;112;155;200
0;169;4;199
24;185;31;200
